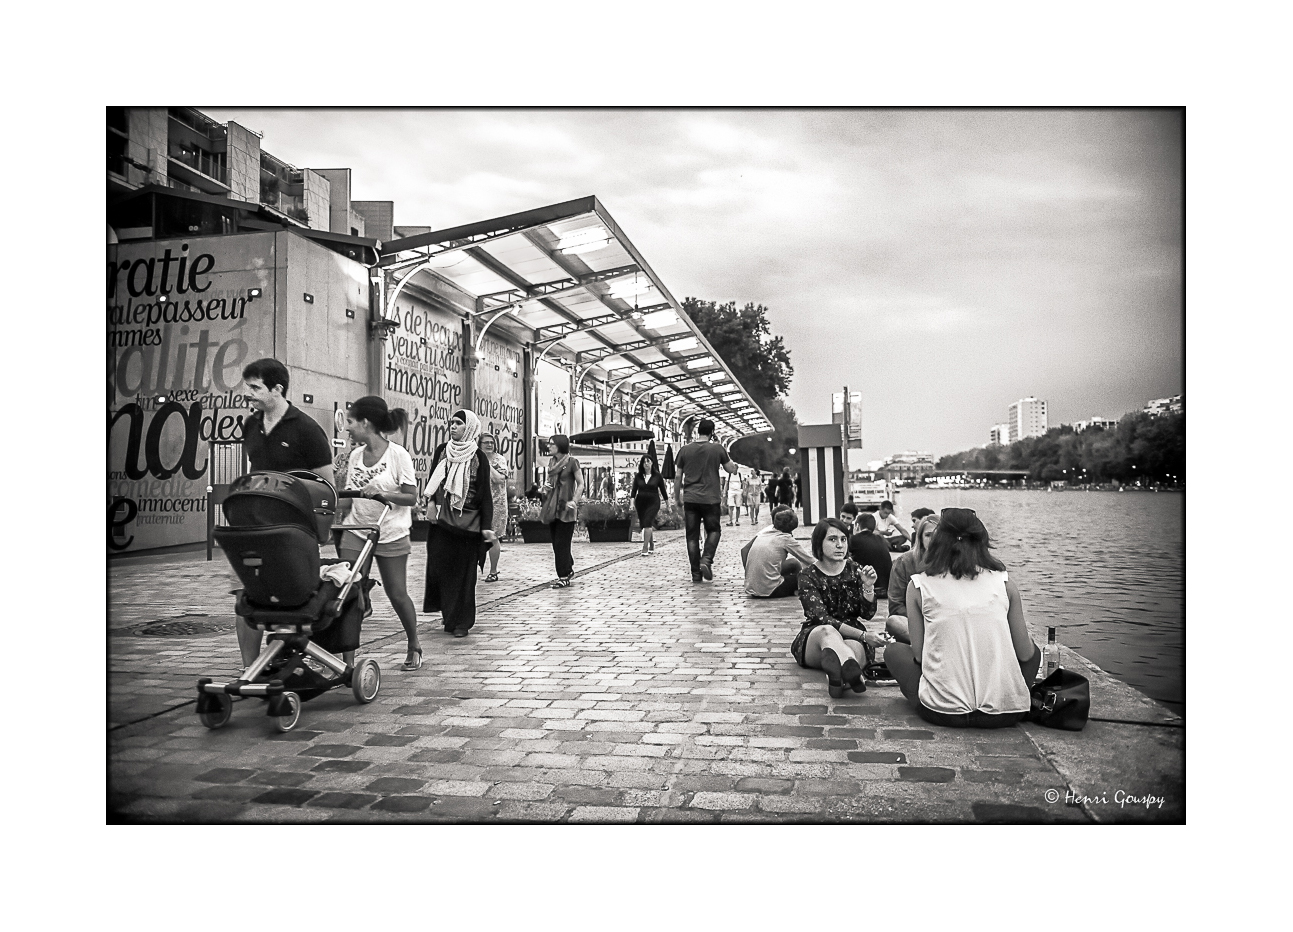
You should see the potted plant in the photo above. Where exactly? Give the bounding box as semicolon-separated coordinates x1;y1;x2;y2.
515;500;552;543
579;499;634;543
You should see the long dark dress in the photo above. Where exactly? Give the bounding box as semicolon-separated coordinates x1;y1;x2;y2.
423;445;494;632
632;472;665;528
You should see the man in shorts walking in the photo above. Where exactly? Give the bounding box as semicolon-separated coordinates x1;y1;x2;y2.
673;418;741;583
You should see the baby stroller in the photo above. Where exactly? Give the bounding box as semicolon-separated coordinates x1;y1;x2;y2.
196;470;386;733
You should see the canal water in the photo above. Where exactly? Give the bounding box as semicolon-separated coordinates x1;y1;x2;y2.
897;489;1184;718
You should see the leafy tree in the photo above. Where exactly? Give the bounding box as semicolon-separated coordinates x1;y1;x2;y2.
684;297;799;471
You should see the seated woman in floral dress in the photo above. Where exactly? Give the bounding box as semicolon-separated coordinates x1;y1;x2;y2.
791;518;886;697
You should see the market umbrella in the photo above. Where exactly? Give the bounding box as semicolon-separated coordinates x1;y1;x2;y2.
646;438;659;473
568;423;656;475
661;443;676;480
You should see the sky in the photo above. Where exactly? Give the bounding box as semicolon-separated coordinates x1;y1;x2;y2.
207;108;1183;462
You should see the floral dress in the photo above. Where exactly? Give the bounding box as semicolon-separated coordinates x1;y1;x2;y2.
791;559;878;667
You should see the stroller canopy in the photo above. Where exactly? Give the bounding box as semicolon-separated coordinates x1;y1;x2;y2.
222;471;336;544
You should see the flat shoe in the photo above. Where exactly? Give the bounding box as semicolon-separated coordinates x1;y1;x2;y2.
400;649;423;671
452;627;469;638
841;657;866;693
820;651;846;698
484;573;499;582
699;561;713;581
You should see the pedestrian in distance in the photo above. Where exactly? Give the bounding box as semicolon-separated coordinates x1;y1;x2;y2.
632;453;665;556
884;508;1041;728
776;467;795;508
886;513;940;643
541;434;583;587
479;433;511;583
726;469;744;526
794;471;802;508
422;410;497;638
744;471;765;524
336;396;422;671
234;357;335;668
792;518;885;697
765;472;779;512
673;418;741;583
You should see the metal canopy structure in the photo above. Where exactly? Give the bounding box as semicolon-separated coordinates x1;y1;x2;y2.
379;196;773;443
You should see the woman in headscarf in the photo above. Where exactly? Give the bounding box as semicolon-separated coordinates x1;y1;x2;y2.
422;410;495;638
478;432;511;582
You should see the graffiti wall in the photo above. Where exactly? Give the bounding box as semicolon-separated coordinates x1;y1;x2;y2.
473;333;526;498
108;235;276;552
380;292;466;492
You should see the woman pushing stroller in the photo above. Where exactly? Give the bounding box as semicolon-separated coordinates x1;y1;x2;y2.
336;396;423;671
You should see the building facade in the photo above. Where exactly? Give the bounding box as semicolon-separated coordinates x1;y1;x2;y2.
989;423;1010;445
1144;395;1183;417
108;107;770;554
1008;396;1048;443
876;450;936;482
1073;416;1118;432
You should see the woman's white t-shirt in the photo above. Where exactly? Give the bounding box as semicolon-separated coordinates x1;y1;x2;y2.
342;442;416;546
912;569;1031;715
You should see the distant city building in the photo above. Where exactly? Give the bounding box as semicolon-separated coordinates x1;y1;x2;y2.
989;423;1010;445
1008;396;1048;443
877;451;936;482
1144;395;1183;417
1073;416;1118;433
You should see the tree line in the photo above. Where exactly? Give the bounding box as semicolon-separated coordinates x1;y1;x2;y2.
936;410;1185;485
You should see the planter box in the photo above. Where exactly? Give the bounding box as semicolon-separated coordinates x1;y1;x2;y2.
586;520;633;543
410;519;431;543
517;520;553;544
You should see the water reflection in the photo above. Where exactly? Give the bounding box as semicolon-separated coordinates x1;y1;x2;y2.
900;489;1184;717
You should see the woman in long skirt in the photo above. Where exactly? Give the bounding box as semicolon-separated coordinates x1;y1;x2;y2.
422;410;495;638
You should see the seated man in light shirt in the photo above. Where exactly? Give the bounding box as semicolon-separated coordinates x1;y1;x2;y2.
744;507;817;598
874;499;911;552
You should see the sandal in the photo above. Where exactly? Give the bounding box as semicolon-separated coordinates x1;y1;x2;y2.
400;648;423;672
484;573;499;582
550;574;573;588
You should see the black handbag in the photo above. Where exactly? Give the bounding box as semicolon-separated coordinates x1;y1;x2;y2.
1026;668;1091;731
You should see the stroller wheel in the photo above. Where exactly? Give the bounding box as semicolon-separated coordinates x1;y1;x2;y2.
199;693;233;729
351;659;381;704
274;692;302;732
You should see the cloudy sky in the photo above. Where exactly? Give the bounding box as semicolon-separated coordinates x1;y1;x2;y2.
207;108;1182;462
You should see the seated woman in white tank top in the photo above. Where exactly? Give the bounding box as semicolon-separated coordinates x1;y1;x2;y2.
883;508;1041;729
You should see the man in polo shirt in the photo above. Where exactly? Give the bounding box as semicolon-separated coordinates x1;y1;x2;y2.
235;357;335;667
673;418;741;583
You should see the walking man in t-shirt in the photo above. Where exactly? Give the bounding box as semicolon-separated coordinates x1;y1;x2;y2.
673;418;741;583
235;357;335;667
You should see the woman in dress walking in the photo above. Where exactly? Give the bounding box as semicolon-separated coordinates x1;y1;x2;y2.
542;434;583;587
422;410;496;638
479;433;511;582
631;453;665;556
336;396;422;670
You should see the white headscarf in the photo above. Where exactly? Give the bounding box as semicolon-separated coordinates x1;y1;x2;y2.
424;410;482;513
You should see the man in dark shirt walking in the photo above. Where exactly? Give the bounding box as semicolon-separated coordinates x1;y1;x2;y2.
235;357;336;667
673;418;741;583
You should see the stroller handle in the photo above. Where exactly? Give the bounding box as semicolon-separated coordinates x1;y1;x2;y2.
338;489;391;504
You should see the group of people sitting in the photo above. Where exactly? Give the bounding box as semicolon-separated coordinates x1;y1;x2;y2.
743;503;1041;729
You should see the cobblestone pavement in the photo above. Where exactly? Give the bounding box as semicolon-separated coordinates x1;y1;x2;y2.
108;518;1178;823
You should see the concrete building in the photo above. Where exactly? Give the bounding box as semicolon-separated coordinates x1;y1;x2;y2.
1008;396;1048;443
989;423;1010;445
1144;395;1182;417
1073;416;1118;433
877;451;936;482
